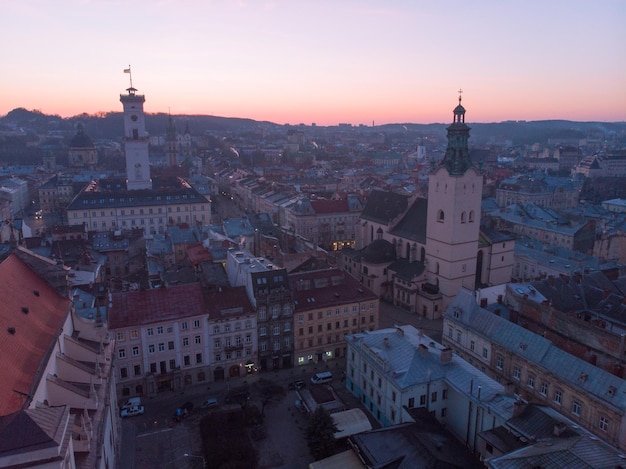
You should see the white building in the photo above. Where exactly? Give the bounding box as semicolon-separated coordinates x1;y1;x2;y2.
345;324;516;454
66;82;210;234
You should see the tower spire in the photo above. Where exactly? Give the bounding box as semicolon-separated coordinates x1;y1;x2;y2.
438;92;472;175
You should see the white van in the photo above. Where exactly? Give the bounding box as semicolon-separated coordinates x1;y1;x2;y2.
310;371;333;385
121;397;142;409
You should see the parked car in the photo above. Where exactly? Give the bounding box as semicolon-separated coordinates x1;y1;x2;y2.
294;399;307;413
120;405;144;418
288;380;306;390
200;397;218;409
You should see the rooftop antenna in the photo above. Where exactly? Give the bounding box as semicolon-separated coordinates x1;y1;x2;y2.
123;65;133;89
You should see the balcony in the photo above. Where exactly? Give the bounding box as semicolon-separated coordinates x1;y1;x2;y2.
419;283;442;300
224;344;244;352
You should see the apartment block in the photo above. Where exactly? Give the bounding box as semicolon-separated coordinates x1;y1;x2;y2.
290;268;379;366
443;288;626;451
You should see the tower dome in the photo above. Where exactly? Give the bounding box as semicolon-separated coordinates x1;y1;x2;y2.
70;123;94;148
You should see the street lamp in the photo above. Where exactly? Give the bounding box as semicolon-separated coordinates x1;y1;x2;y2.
183;453;206;468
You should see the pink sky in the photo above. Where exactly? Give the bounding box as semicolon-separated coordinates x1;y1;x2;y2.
2;1;625;125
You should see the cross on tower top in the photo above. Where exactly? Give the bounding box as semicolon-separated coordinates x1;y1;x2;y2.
458;88;463;104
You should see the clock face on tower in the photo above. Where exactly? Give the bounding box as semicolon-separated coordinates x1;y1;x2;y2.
131;115;138;122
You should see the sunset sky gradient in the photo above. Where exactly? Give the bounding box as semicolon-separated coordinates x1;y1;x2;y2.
2;0;625;125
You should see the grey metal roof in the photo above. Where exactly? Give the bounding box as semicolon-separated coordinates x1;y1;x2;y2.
445;289;626;414
348;325;515;420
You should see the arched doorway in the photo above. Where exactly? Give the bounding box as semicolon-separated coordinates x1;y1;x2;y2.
213;366;225;381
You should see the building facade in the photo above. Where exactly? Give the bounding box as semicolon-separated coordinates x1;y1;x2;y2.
65;83;211;235
345;324;516;456
443;288;626;451
290;268;379;366
226;249;294;370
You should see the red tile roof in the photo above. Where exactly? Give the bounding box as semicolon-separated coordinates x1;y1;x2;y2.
0;254;71;417
186;243;213;267
204;286;255;320
310;199;350;214
108;283;206;329
289;268;377;311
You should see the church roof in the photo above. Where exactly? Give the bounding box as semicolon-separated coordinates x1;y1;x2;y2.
0;254;71;416
361;239;397;264
69;123;94;149
389;197;428;244
360;190;408;224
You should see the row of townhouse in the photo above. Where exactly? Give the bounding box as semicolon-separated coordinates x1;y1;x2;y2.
109;250;383;398
443;288;626;451
486;202;596;253
109;282;258;398
495;174;582;210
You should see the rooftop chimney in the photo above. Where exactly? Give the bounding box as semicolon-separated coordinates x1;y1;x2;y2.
418;344;429;357
440;347;453;363
513;399;528;417
553;422;567;437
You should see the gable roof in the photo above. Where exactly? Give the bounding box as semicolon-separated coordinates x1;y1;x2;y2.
360;190;409;224
0;254;71;416
389;197;428;243
0;405;69;455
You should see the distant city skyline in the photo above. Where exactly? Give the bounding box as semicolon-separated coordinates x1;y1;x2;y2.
2;1;625;126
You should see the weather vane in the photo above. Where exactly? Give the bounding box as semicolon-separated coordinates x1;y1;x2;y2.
123;65;133;89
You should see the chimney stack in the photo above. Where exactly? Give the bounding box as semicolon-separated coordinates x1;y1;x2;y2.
440;347;453;363
418;344;429;357
513;398;528;417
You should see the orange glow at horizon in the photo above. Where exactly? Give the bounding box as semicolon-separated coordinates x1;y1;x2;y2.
1;1;624;126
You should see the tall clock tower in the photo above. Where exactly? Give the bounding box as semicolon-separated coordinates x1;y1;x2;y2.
120;84;152;191
425;93;483;307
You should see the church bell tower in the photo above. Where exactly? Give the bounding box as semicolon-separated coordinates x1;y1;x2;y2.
425;92;483;307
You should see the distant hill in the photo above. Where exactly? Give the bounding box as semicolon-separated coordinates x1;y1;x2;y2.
1;107;625;147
